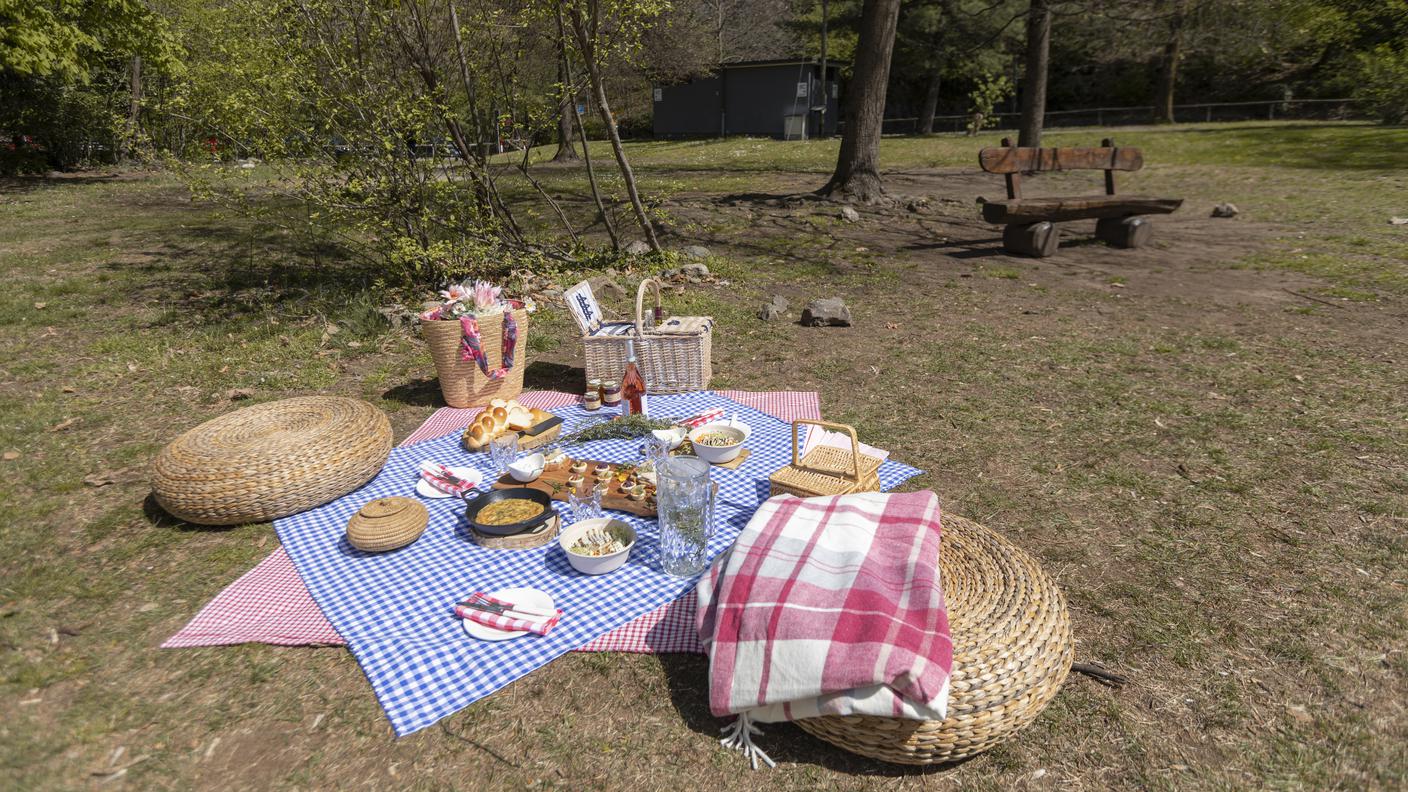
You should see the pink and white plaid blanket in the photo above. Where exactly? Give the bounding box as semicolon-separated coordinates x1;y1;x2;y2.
697;490;952;733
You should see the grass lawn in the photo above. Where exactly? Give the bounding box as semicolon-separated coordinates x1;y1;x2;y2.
1;121;1406;790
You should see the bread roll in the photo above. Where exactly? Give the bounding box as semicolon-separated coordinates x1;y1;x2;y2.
506;407;533;431
465;422;488;451
490;398;507;410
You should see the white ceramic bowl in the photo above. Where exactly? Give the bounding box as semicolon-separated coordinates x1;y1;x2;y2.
559;518;636;575
651;426;688;450
688;422;747;464
507;452;545;482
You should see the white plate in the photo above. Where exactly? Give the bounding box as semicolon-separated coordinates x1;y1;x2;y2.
416;466;483;499
461;586;556;641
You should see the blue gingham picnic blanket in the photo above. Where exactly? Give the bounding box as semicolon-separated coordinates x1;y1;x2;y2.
275;391;923;736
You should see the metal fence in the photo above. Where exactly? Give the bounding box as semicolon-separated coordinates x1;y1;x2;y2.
859;98;1370;136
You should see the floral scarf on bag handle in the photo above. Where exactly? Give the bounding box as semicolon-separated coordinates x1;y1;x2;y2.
458;311;518;379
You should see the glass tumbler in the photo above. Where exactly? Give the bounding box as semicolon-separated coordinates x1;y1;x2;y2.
656;456;714;577
489;433;518;477
642;433;670;474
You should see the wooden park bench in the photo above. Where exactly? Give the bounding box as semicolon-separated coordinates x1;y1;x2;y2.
978;137;1183;257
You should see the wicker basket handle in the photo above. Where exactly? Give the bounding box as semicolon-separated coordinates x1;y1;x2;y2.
634;278;662;336
789;419;863;483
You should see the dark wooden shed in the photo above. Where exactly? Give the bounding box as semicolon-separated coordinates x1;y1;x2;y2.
651;59;843;140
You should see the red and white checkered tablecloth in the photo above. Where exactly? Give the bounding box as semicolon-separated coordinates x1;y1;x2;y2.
163;390;822;654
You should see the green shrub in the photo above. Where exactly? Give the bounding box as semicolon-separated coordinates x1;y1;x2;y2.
1353;46;1408;125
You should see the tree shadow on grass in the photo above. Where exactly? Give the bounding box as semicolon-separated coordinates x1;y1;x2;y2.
382;377;445;408
95;203;385;333
380;362;584;408
523;361;583;392
0;173;126;194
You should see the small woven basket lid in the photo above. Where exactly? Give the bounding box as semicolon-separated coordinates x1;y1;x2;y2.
346;497;429;552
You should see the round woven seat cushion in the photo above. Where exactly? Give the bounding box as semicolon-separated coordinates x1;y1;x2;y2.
152;396;392;526
794;514;1073;765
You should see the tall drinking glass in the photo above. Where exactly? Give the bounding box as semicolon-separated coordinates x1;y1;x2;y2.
656;457;714;577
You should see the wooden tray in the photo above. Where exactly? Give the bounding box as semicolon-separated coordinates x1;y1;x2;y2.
462;420;562;454
470;514;560;549
492;458;657;517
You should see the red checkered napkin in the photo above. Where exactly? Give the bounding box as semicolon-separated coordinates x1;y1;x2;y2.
676;408;724;429
454;593;563;636
419;461;477;496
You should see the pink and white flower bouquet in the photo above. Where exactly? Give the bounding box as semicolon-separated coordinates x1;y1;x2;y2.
419;280;536;321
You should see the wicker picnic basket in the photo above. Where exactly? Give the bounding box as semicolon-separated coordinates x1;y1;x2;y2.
768;420;882;498
422;308;528;408
795;514;1074;765
581;278;711;394
151;396;392;526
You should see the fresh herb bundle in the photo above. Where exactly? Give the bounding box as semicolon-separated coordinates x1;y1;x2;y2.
557;414;674;445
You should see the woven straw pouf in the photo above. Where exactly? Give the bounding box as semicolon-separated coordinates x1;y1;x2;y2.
152;396;392;525
346;497;428;552
794;515;1073;765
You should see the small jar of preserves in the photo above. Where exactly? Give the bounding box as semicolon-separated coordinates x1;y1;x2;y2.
601;380;622;408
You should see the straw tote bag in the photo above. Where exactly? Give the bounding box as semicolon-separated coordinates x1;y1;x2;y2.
421;308;528;408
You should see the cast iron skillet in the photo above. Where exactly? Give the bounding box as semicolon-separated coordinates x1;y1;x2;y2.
463;487;556;536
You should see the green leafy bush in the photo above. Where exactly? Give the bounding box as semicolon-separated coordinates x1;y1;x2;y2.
1352;46;1408;125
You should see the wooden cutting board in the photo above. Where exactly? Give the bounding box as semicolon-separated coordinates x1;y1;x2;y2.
462;418;562;454
492;458;657;517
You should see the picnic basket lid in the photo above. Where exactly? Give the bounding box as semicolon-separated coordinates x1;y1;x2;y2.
768;420;883;497
346;497;429;552
794;514;1073;765
151;396;392;526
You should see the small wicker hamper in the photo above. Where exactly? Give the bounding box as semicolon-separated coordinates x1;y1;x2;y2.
574;278;712;394
769;420;883;498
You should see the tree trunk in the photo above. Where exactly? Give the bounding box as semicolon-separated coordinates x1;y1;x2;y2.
568;6;660;251
126;55;142;159
552;35;579;162
1153;0;1187;124
818;0;902;204
557;7;618;250
918;71;941;134
1017;0;1051;147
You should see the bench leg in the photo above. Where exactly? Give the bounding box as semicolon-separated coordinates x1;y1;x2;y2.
1096;215;1153;249
1003;221;1061;257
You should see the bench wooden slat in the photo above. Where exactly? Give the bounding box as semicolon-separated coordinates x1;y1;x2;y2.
982;196;1182;225
979;146;1144;174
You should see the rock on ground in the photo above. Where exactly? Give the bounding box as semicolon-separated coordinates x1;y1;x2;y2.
801;297;852;327
840;206;861;223
588;276;626;300
624;240;652;255
1211;203;1240;218
680;262;709;278
757;295;789;321
681;245;711;259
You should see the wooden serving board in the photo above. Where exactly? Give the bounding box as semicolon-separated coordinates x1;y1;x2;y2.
672;444;750;470
462;420;562;454
492;458;657;517
469;514;560;550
